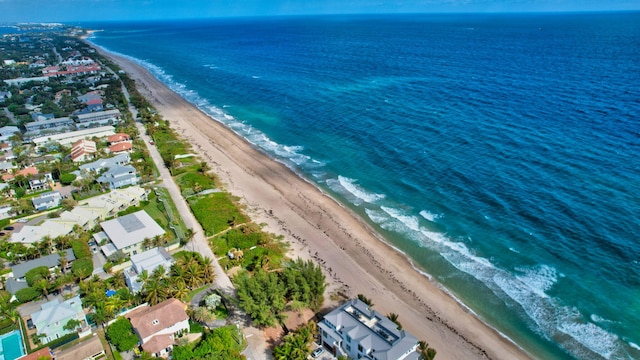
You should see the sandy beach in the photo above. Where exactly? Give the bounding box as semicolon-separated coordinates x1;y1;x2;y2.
96;47;533;360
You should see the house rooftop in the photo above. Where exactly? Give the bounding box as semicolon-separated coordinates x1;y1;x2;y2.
11;248;75;278
127;298;188;340
100;210;164;251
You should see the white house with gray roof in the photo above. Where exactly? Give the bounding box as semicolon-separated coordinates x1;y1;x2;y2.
124;247;174;293
97;164;139;190
99;210;165;257
79;152;130;173
31;191;62;211
319;298;420;360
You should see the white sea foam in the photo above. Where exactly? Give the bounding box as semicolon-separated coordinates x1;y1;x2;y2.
629;342;640;351
336;176;385;204
419;209;442;222
382;206;421;232
514;265;557;299
558;320;619;359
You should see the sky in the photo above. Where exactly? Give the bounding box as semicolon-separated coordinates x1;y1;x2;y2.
0;0;638;23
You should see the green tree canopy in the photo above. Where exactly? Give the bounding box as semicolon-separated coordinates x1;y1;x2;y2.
106;317;139;352
59;173;77;185
25;266;49;286
172;326;245;360
15;287;41;303
234;269;286;328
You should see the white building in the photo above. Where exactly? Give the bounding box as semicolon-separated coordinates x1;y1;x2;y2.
124;247;174;293
127;299;189;357
319;298;420;360
99;210;165;257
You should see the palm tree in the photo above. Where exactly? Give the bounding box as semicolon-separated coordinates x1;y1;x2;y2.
387;313;402;330
171;282;190;302
185;263;204;289
191;306;214;324
417;340;437;360
105;296;127;316
170;264;187;288
151;235;163;248
58;252;68;274
200;257;215;284
143;280;167;305
33;279;50;299
142;237;152;250
110;271;126;289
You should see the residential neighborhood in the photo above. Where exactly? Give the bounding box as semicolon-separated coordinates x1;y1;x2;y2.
0;24;434;360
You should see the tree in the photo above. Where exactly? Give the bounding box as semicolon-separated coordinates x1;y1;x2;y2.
357;294;374;307
106;317;139;352
25;266;50;286
142;280;167;306
387;313;402;330
59;173;77;185
204;293;222;310
273;322;317;360
63;318;81;331
418;340;437;360
234;269;286;327
15;287;41;303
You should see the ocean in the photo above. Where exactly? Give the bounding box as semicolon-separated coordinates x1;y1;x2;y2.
85;12;640;359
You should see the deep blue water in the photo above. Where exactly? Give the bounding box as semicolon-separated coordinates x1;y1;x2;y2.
85;13;640;359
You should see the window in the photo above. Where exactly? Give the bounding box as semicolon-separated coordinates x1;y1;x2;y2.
346;344;351;352
358;345;363;352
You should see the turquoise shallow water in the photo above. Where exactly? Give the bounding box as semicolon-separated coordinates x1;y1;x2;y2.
86;12;640;359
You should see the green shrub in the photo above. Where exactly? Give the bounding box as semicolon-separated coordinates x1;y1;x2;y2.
59;173;77;185
25;266;49;286
15;287;41;303
106;317;139;352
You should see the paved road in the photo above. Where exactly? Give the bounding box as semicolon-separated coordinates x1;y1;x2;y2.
116;76;269;359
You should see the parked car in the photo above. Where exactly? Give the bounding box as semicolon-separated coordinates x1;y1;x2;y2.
311;347;325;358
3;226;14;231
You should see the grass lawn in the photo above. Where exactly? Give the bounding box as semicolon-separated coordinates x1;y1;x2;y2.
185;285;211;303
188;192;247;236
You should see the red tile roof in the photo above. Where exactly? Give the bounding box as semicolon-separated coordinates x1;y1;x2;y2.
107;133;131;143
18;347;51;360
109;142;132;153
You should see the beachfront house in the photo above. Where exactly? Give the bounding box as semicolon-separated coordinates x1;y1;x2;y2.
319;298;420;360
29;295;88;343
124;247;174;293
98;210;165;257
126;298;189;357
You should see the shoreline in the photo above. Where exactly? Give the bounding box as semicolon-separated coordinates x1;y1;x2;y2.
89;41;533;360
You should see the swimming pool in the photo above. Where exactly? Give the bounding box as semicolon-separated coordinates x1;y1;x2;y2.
0;330;25;360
